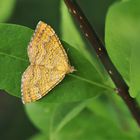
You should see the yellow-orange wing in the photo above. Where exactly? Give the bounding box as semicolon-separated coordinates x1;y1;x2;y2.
28;21;69;68
21;21;74;104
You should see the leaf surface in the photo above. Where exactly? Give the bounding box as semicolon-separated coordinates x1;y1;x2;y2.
105;0;140;97
0;23;113;102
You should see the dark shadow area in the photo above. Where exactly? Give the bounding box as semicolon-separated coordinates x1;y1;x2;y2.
78;0;115;40
0;91;38;140
9;0;60;35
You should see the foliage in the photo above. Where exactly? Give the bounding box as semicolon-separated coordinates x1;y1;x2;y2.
0;0;140;139
0;0;16;22
106;0;140;97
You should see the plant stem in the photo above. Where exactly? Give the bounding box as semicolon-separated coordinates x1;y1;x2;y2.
64;0;140;126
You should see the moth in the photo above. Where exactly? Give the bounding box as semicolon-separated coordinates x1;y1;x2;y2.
21;21;74;104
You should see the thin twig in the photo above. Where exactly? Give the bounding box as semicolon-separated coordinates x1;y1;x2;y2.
64;0;140;126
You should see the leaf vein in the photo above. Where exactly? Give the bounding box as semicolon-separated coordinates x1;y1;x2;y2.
0;52;28;62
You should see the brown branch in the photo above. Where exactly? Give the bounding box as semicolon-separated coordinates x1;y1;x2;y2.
64;0;140;126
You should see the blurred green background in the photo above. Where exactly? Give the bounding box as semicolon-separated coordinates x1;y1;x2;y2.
1;0;140;140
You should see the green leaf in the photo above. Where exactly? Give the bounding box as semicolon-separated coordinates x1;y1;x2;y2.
0;0;16;22
88;93;139;133
25;100;89;139
0;24;31;97
0;23;113;102
29;134;48;140
58;110;138;140
105;0;140;97
57;109;138;140
27;94;139;140
49;109;138;140
26;103;56;138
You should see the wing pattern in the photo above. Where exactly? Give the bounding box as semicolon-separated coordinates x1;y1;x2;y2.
21;21;74;104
